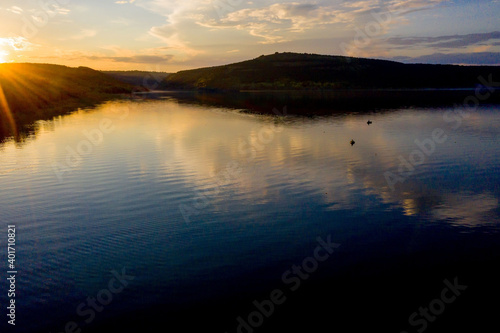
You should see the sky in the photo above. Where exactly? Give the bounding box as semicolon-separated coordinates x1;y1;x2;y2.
0;0;499;72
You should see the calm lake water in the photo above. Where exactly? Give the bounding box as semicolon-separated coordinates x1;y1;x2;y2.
1;92;500;332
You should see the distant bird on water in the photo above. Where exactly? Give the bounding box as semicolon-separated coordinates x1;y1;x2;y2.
350;139;355;146
367;120;373;125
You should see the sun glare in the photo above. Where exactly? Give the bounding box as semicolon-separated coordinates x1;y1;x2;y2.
0;49;8;63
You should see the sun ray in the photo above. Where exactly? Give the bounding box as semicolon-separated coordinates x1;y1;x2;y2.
0;64;68;113
0;84;18;138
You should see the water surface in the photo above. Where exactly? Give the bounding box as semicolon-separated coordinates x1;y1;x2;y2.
1;94;499;332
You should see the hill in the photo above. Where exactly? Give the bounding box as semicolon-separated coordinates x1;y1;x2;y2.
102;71;171;88
0;63;136;141
163;52;500;90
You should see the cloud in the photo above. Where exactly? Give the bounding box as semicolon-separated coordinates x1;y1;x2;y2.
149;27;205;57
387;52;500;65
6;6;23;15
122;0;453;69
386;0;449;14
87;54;174;64
197;0;451;44
198;2;346;44
36;47;175;65
386;31;500;49
134;0;209;57
34;3;71;16
0;37;32;51
349;30;500;62
16;0;473;70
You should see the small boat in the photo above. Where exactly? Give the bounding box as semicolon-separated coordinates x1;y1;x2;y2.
367;120;372;125
350;139;355;146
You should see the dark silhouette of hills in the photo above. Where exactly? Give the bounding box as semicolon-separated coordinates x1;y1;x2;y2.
2;56;499;142
162;52;500;90
102;70;170;88
0;63;135;141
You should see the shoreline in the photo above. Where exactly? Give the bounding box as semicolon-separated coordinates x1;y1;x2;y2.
3;87;500;143
0;92;137;143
